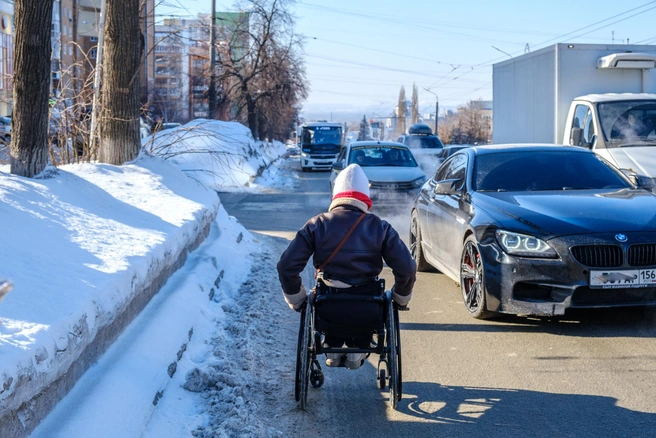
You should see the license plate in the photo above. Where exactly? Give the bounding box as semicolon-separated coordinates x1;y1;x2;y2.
589;269;656;289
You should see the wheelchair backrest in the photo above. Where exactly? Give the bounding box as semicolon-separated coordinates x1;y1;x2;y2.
313;278;386;334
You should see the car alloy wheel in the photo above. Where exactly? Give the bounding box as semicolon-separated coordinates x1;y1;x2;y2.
460;236;493;319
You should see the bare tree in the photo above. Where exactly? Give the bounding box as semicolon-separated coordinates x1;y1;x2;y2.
411;83;419;125
10;0;55;177
97;0;144;164
215;0;306;140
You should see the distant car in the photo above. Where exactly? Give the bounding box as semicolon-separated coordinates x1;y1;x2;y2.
330;141;425;208
0;116;10;145
410;144;656;319
397;123;444;174
286;142;301;156
140;117;151;139
436;145;473;165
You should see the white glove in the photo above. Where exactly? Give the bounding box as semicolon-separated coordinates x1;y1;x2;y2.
283;284;307;311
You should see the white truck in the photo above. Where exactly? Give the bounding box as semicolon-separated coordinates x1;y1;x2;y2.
299;121;344;172
493;43;656;183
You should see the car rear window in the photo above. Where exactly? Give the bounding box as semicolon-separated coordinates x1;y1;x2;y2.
405;136;444;149
475;150;631;192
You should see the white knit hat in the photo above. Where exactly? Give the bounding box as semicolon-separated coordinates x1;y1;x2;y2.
329;164;372;213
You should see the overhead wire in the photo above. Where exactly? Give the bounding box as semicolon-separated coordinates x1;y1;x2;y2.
300;0;656;104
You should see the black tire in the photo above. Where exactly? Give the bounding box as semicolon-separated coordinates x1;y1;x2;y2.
295;304;311;408
387;298;400;410
460;235;494;319
310;367;324;389
410;210;431;272
378;367;386;389
395;305;402;400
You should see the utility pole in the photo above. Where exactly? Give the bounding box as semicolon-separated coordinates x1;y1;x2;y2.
435;97;439;134
424;87;438;135
207;0;216;119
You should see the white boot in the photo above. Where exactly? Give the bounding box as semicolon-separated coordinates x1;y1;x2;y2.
345;353;367;369
324;343;345;367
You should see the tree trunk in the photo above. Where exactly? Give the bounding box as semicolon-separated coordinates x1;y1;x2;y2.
246;94;258;140
98;0;143;165
10;0;54;177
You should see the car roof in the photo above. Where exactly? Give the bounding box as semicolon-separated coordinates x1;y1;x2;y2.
463;144;592;156
348;140;407;149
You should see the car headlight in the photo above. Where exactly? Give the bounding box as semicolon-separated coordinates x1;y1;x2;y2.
301;152;309;158
495;230;557;258
412;176;426;188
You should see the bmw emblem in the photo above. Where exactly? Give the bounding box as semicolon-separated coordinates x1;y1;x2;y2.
615;234;628;242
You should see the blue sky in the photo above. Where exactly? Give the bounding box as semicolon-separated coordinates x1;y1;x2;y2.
157;0;656;117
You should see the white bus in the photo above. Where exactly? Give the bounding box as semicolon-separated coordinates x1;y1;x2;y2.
299;121;343;172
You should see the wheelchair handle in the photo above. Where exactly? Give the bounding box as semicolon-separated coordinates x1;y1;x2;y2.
396;304;410;311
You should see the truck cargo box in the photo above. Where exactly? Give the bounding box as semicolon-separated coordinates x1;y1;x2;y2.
493;43;656;144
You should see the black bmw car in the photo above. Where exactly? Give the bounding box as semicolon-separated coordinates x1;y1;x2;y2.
410;145;656;318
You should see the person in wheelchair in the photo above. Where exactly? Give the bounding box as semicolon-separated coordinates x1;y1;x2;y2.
277;163;416;370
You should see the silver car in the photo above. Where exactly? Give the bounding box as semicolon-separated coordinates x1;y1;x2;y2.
330;141;426;208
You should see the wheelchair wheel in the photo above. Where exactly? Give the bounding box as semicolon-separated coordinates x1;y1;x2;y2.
310;365;324;389
378;367;386;390
386;299;401;410
394;305;403;400
295;303;312;409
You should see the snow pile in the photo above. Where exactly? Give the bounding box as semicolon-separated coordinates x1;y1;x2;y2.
144;119;287;191
0;119;290;436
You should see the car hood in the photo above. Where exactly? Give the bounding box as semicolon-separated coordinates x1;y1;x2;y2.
362;166;425;182
474;189;656;238
606;147;656;177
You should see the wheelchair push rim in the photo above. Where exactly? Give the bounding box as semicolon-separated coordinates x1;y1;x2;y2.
386;299;403;409
295;303;312;408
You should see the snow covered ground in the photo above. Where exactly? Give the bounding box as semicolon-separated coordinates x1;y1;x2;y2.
0;120;299;437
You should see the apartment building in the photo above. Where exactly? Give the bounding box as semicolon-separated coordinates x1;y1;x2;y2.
0;0;12;117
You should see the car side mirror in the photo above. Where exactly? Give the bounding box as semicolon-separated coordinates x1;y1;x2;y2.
620;169;654;190
434;178;463;195
332;161;344;171
570;127;582;146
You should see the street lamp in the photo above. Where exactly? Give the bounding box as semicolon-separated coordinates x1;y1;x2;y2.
424;88;438;135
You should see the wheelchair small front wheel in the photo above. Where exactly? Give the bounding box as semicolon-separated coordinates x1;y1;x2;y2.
310;368;324;388
378;368;386;390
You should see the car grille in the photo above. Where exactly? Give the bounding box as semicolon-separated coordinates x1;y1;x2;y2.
571;286;656;306
369;181;416;191
570;245;623;268
628;244;656;267
309;154;335;159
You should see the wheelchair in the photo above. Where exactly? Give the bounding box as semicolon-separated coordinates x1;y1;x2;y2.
295;278;405;410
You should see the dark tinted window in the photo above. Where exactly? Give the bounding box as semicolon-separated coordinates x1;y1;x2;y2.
475;151;630;192
348;146;417;167
405;136;444;149
435;154;465;181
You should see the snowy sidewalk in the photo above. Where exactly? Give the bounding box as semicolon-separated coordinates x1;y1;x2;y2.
0;120;291;437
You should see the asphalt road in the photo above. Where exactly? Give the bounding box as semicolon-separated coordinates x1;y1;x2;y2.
219;157;656;438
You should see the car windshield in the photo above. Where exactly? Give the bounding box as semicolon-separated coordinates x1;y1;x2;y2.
475;150;631;192
405;136;444;149
598;100;656;147
348;146;417;167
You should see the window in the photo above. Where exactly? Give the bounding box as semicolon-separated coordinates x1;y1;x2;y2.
583;109;596;147
90;37;98;42
89;48;97;59
436;154;466;184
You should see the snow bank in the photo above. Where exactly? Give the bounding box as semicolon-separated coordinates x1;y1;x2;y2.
0;119;287;436
143;119;287;191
